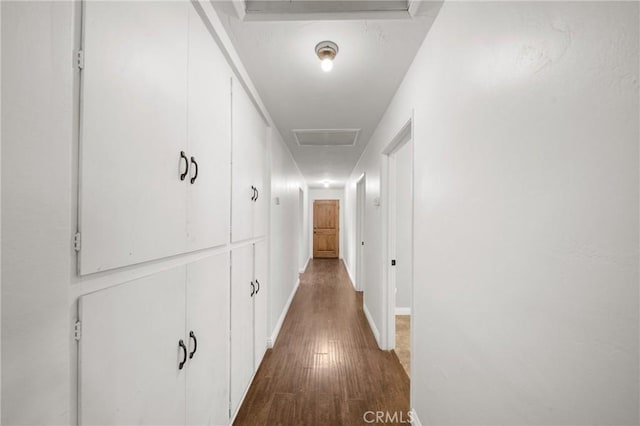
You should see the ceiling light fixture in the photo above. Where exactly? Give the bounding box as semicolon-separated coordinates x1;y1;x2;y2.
323;180;330;188
315;41;338;72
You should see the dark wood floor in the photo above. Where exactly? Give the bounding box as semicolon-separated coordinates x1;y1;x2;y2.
233;259;410;426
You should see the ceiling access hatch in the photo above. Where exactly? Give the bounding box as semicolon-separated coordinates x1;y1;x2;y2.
293;129;360;147
245;1;410;15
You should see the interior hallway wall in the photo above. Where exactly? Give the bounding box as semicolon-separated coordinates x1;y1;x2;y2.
345;2;639;424
1;2;75;423
269;128;307;342
308;187;345;262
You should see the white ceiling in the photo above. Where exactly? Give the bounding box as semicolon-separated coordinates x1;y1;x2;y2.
213;1;440;187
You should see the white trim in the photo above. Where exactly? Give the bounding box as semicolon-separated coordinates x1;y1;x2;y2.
395;307;411;316
267;277;300;347
343;260;357;291
362;303;381;348
298;257;310;274
411;408;422;426
382;114;414;350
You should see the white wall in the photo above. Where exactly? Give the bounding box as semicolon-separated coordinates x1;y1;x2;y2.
394;141;412;312
268;128;306;343
345;2;639;424
308;187;345;261
1;2;75;423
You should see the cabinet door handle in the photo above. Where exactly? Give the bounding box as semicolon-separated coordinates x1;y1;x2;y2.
179;151;189;181
178;339;187;370
255;279;260;294
251;186;256;201
189;331;197;359
189;157;198;184
254;187;259;201
250;281;255;297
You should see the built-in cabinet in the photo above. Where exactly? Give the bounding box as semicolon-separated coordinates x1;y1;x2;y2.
78;254;230;426
231;79;267;243
79;2;231;275
76;1;271;424
230;241;268;417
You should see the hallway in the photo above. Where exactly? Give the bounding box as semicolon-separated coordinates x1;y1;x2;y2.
234;259;409;425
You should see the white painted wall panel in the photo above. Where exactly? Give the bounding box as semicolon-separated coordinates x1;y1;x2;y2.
1;2;74;424
268;128;306;340
345;2;639;424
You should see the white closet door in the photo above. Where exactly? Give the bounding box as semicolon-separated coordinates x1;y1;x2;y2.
230;245;255;415
231;79;260;242
186;254;230;426
252;127;268;239
79;268;186;425
80;1;189;274
186;5;231;251
253;241;268;369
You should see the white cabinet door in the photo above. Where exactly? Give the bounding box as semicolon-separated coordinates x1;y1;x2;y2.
253;241;268;369
232;79;265;242
79;267;187;425
186;6;231;251
252;127;268;239
186;254;230;426
230;245;255;415
80;1;189;274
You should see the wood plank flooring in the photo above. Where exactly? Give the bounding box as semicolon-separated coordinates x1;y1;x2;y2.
233;259;410;426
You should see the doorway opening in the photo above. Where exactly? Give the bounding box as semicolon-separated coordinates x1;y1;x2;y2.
298;187;306;272
382;118;413;381
312;200;340;259
355;174;366;292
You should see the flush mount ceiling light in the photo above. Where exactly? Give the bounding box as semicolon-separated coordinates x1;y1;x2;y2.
315;41;338;72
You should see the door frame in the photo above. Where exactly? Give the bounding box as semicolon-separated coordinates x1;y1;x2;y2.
381;114;414;351
355;173;366;292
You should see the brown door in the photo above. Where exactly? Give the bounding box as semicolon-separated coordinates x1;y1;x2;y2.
313;200;339;259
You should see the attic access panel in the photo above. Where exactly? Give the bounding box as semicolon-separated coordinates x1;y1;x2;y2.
293;129;360;147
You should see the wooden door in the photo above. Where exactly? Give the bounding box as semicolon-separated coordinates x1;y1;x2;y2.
78;267;186;425
230;245;255;416
313;200;339;258
186;254;230;426
186;4;231;252
79;1;189;274
253;241;268;370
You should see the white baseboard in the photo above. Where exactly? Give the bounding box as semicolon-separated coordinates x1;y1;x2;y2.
411;408;422;426
362;303;381;348
267;277;300;348
343;260;357;290
395;307;411;315
298;257;310;274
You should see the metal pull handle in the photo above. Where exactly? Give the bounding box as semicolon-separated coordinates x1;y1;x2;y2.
178;339;187;370
179;151;189;181
250;281;255;297
251;186;256;201
190;157;198;184
254;187;259;201
189;331;197;359
255;279;260;294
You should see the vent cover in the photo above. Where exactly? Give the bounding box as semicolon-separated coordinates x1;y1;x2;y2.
293;129;359;147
